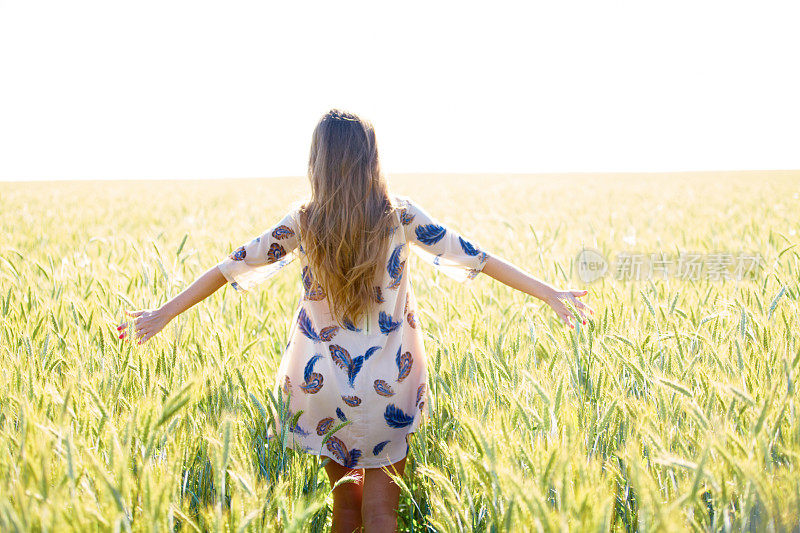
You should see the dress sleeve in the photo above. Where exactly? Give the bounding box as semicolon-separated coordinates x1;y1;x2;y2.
399;195;490;283
216;207;300;293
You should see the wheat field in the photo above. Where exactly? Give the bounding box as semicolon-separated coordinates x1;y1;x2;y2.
1;171;799;532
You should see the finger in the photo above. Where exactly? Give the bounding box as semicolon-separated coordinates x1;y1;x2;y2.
571;290;589;298
566;308;582;326
569;296;594;314
566;298;588;320
125;310;145;317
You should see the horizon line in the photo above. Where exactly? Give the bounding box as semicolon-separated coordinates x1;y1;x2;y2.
2;168;799;184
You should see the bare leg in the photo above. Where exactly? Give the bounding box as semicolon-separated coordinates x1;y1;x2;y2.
324;458;364;532
361;457;406;532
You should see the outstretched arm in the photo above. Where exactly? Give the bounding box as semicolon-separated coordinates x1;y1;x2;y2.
481;254;593;329
117;265;227;344
118;205;300;344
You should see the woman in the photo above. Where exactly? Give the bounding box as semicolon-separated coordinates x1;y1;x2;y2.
118;109;592;531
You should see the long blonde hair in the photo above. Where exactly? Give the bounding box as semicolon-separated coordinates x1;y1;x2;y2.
297;109;396;328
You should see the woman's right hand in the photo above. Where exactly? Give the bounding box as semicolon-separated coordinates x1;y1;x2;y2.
543;289;594;329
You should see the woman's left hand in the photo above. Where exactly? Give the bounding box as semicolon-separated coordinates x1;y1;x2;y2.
117;307;172;344
543;289;594;329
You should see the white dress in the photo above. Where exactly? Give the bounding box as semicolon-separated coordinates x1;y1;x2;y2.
217;193;490;468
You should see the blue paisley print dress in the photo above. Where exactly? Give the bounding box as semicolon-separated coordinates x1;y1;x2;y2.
217;194;490;468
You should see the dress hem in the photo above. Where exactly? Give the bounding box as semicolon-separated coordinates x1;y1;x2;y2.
282;425;422;470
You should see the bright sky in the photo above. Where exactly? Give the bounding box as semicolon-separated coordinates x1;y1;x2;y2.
1;0;798;181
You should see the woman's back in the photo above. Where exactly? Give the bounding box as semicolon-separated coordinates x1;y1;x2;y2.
215;192;490;468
